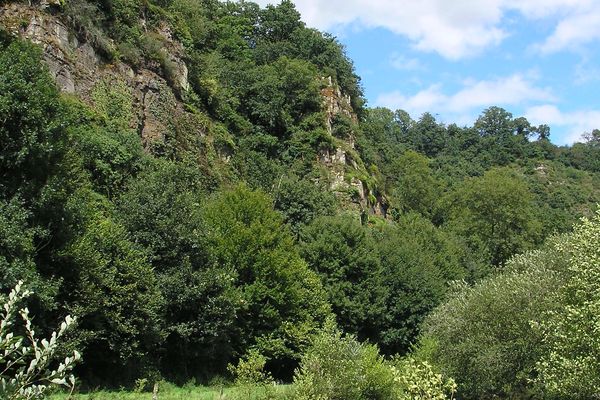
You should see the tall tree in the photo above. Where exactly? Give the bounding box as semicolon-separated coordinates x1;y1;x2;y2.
442;167;541;266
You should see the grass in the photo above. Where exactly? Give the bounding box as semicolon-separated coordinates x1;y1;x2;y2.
48;382;293;400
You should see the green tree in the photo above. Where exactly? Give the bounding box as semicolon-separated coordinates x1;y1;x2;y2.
62;212;164;384
409;113;448;158
375;213;468;354
0;39;65;199
258;0;303;43
387;150;441;218
240;57;321;137
203;185;330;376
0;199;43;296
299;215;385;342
273;175;337;234
117;160;238;379
442;167;541;266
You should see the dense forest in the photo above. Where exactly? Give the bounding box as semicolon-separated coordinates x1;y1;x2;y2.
1;0;599;398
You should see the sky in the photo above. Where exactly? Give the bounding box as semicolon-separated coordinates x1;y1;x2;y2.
253;0;600;145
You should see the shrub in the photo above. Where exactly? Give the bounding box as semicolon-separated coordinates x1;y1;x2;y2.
423;236;569;399
534;210;600;399
0;281;80;400
390;357;456;400
291;319;395;400
228;350;277;400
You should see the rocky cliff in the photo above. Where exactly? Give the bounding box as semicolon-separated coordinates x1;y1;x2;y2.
320;77;388;218
0;2;201;151
1;1;386;217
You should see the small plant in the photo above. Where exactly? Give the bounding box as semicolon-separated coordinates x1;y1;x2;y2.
0;281;80;400
228;349;276;400
133;378;149;393
391;357;456;400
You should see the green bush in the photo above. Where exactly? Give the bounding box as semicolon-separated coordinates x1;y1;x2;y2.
228;350;278;400
291;319;395;400
423;236;569;399
534;210;600;399
390;357;456;400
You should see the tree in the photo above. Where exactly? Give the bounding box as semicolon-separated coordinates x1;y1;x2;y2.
273;175;337;235
583;128;600;146
240;57;321;137
409;113;448;158
203;185;329;376
299;215;385;342
387;150;441;218
442;167;541;266
0;199;45;299
474;106;514;137
116;160;238;379
258;0;304;43
0;39;65;200
375;213;468;354
62;213;164;383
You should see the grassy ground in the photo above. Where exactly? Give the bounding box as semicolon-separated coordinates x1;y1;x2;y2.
48;382;292;400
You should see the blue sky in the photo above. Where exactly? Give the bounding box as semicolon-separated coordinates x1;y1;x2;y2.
255;0;600;145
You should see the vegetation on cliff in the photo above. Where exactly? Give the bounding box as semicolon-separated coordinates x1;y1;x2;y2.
1;0;599;398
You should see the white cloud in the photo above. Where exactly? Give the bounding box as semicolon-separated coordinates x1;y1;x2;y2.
254;0;600;59
255;0;505;59
574;62;600;84
526;105;600;144
389;54;423;71
537;8;600;53
374;74;554;117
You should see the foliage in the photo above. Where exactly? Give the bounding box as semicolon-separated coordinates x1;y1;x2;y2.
61;212;164;383
534;210;600;399
90;78;134;128
70;119;145;198
374;213;469;355
0;39;65;199
442;167;542;266
298;215;385;342
386;150;441;218
292;318;395;400
228;350;278;400
116;160;238;379
0;198;45;298
203;185;330;374
0;281;80;400
273;175;337;235
2;0;600;391
423;236;570;399
390;357;456;400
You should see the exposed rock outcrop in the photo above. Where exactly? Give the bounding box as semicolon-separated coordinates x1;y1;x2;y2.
319;77;388;218
0;2;200;150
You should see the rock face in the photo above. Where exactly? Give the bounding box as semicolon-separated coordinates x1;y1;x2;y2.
319;77;388;218
0;2;201;150
1;4;386;217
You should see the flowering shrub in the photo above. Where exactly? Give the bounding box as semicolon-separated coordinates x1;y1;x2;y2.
0;281;80;400
391;357;456;400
